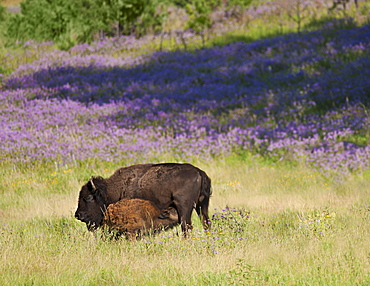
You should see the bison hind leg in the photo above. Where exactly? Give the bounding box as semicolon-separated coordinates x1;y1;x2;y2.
196;199;211;231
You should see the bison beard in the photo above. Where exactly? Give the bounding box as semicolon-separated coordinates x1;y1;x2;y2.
102;198;179;240
75;163;212;236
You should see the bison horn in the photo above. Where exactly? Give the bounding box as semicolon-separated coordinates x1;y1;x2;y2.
89;178;97;192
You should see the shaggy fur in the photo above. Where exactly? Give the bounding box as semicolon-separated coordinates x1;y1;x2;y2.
75;163;211;235
102;198;179;240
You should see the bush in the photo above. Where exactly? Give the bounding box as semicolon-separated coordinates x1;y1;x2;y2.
5;0;160;44
0;3;6;23
5;0;105;43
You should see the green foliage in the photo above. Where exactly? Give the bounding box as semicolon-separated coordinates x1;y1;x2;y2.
6;0;105;44
185;0;221;46
170;0;191;7
186;0;219;32
99;0;148;35
2;0;359;48
4;0;165;44
183;0;253;47
0;2;6;23
227;0;253;8
277;0;311;33
135;0;168;37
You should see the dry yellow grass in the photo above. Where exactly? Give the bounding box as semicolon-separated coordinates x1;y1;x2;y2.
204;160;368;212
2;0;22;7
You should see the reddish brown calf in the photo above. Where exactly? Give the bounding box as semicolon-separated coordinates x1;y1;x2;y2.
102;198;179;240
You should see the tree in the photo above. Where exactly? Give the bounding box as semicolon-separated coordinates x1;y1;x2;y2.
134;0;168;37
276;0;311;33
99;0;149;36
224;0;253;29
5;0;169;45
185;0;221;47
6;0;106;44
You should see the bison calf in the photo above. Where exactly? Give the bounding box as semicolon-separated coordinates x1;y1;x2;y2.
102;198;179;240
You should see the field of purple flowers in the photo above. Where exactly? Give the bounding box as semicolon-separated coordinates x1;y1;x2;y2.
1;19;369;178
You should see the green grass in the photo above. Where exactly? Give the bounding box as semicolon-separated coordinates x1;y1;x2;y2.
1;158;370;285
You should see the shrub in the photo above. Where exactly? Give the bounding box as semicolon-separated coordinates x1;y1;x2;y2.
5;0;161;44
0;2;6;23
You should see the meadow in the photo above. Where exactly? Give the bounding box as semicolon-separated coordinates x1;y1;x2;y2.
1;161;370;285
1;0;370;285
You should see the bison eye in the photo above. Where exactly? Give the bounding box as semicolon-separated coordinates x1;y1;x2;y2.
83;195;95;203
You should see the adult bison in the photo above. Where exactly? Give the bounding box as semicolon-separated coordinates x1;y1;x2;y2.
75;163;211;235
102;198;179;240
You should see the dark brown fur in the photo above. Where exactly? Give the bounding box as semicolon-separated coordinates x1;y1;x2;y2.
75;163;211;235
102;198;179;240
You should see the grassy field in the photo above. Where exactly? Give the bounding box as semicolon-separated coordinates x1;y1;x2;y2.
1;0;370;285
1;159;370;285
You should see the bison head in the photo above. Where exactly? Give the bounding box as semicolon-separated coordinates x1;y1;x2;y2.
75;176;108;231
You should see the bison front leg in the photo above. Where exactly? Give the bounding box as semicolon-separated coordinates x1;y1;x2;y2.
180;218;193;238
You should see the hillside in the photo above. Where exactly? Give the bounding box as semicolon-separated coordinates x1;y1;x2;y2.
1;18;369;179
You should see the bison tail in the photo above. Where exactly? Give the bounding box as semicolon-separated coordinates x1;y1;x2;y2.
196;169;212;230
200;169;212;202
